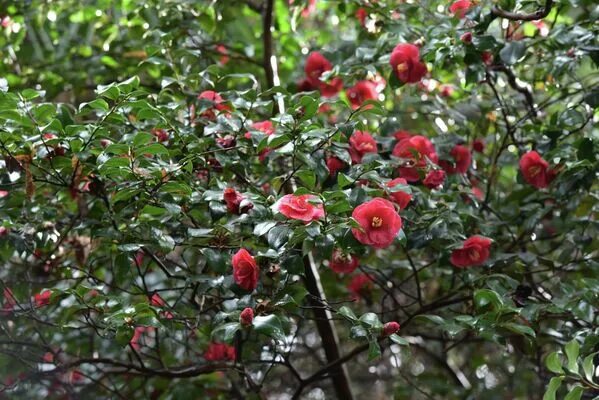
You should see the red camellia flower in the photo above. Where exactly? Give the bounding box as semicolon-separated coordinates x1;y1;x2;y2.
297;77;317;92
382;321;400;336
349;131;377;164
197;90;230;119
245;120;276;161
449;0;473;18
305;51;332;86
393;130;413;143
130;326;154;351
356;7;367;27
423;169;446;189
216;44;229;65
0;190;8;198
232;249;259;291
326;156;346;176
346;80;378;109
239;308;254;326
319;78;344;98
386;178;412;209
34;290;52;307
392;135;438;181
0;226;8;237
481;51;494;66
223;188;253;214
450;236;492;268
1;287;16;314
150;293;166;307
347;274;375;300
276;194;325;222
440;144;472;174
519;151;557;189
351;198;402;249
389;44;427;84
472;139;485;153
204;342;236;362
151;128;168;142
439;84;454;98
460;31;473;44
329;249;360;274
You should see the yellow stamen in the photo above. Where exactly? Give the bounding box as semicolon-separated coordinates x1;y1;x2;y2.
396;62;408;73
371;217;383;228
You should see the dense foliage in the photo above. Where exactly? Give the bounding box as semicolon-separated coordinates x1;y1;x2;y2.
0;0;598;399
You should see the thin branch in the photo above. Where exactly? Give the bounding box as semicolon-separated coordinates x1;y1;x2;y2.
491;0;554;21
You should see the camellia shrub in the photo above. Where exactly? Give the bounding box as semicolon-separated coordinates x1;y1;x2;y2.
0;0;598;399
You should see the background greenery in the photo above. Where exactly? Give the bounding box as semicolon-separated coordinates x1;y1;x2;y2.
0;0;597;399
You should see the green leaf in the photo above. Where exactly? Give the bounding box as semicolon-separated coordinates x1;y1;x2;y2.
212;322;241;343
368;340;382;361
499;42;526;65
501;322;536;338
582;352;597;382
338;306;357;321
389;334;409;346
138;143;169;157
564;386;584;400
565;340;580;373
359;312;382;328
253;315;286;341
542;377;563;400
545;352;564;374
474;289;503;309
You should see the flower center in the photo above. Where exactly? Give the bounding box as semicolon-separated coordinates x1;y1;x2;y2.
528;166;541;177
371;216;383;228
469;249;480;261
396;62;408;73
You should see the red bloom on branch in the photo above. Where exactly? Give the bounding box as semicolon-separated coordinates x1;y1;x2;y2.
329;249;360;274
449;0;473;18
450;236;492;268
460;31;473;44
150;293;167;307
519;151;557;189
349;131;377;164
472;139;485;153
232;249;259;291
151;128;169;142
392;135;438;182
223;188;252;214
34;290;52;307
423;169;446;189
393;130;413;143
347;274;375;299
326;156;346;176
216;44;229;65
356;8;367;27
382;321;400;336
481;51;494;66
351;198;402;249
346;80;378;109
386;178;412;209
240;308;254;326
305;52;332;86
389;44;427;84
440;144;472;174
1;288;16;314
130;326;154;351
276;194;324;222
204;342;236;362
197;90;230;120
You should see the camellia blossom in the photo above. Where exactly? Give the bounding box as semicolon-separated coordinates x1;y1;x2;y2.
347;274;375;300
326;156;346;176
392;135;438;182
351;198;402;249
276;194;325;223
304;51;343;97
449;0;473;18
382;321;400;336
386;178;412;209
223;188;253;214
393;130;413;143
34;290;52;307
130;326;154;351
197;90;230;120
346;80;378;109
389;44;427;84
440;144;472;174
151;128;168;142
450;236;492;268
232;249;259;291
423;169;446;189
460;31;473;44
472;139;485;153
239;308;254;326
150;293;167;307
519;151;557;189
204;342;236;362
356;8;367;27
329;249;360;274
349;131;377;164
